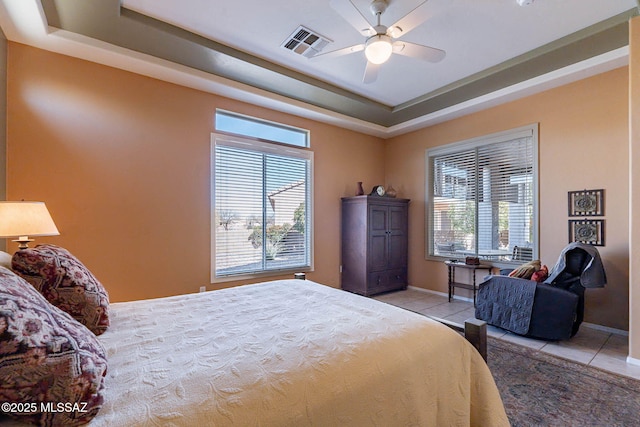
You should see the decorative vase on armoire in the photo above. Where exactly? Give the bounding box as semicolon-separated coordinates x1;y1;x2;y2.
386;185;397;198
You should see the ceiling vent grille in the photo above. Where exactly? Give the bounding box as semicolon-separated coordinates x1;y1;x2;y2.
281;25;331;58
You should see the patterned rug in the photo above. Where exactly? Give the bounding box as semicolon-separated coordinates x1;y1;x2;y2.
487;338;640;426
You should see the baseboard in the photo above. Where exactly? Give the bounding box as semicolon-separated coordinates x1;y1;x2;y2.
581;322;628;337
407;285;474;303
407;286;629;336
627;355;640;366
408;285;446;297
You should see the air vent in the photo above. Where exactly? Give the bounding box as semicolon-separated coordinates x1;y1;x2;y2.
281;25;331;58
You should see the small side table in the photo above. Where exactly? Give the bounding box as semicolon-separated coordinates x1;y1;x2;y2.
445;261;492;307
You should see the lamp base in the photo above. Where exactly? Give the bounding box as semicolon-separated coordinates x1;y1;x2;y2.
13;236;34;250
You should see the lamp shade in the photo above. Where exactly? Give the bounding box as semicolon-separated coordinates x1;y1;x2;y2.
0;201;60;238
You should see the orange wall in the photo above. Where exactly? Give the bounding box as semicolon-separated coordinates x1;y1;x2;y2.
6;43;386;302
385;67;630;330
6;42;632;330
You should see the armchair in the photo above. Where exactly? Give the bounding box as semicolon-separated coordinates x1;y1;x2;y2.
475;243;606;340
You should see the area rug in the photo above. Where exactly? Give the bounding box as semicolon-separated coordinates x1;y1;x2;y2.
487;338;640;426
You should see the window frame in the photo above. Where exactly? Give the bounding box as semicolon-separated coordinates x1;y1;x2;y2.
210;132;314;283
425;124;539;267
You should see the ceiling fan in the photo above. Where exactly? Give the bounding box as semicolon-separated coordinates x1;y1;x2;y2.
319;0;446;84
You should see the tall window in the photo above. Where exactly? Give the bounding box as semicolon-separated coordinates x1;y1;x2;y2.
426;125;538;264
212;112;312;281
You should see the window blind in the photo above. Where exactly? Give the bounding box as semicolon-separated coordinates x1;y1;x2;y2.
212;136;312;279
427;126;537;263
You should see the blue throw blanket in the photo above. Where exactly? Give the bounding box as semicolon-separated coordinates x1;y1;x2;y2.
475;276;537;335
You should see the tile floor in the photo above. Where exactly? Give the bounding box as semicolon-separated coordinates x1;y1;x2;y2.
373;287;640;380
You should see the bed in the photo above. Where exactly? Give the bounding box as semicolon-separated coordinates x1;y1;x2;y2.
2;262;508;426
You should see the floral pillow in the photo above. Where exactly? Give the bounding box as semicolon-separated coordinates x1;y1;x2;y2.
12;244;110;335
0;267;107;426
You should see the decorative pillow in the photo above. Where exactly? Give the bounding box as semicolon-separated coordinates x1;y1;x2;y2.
11;244;110;335
531;264;549;282
508;259;542;280
0;267;107;426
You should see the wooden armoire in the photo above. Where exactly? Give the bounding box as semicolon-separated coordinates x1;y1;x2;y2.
340;196;409;296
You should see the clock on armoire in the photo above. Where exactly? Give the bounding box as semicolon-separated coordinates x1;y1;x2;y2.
341;196;409;296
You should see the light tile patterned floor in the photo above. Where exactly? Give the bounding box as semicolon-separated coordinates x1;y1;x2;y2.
374;287;640;380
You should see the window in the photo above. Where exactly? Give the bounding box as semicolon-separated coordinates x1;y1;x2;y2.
211;114;313;282
215;110;309;148
426;125;538;264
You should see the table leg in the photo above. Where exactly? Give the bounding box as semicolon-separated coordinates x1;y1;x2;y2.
472;270;476;307
448;265;453;302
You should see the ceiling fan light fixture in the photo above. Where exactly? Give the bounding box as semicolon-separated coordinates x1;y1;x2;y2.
365;34;393;64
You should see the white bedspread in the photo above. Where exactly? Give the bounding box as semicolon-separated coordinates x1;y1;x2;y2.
8;279;509;426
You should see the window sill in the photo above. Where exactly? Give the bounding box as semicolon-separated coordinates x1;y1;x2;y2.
212;266;313;284
426;255;527;271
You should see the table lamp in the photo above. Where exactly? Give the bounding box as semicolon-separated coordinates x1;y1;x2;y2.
0;201;60;249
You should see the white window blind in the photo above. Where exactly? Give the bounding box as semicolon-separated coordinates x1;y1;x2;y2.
427;125;537;263
212;135;313;280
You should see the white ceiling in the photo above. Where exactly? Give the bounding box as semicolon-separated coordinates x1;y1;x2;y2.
0;0;637;137
121;0;636;106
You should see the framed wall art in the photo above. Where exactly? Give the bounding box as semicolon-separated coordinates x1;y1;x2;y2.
568;189;604;217
568;219;605;246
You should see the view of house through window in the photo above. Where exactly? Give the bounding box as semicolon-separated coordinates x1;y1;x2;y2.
212;112;312;281
426;125;538;264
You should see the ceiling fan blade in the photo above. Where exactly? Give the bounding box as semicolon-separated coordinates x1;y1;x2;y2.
388;0;434;38
312;44;364;60
363;61;380;84
330;0;374;35
393;41;445;63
